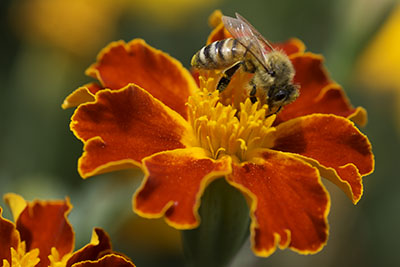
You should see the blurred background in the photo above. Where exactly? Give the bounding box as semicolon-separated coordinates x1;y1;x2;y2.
1;0;399;266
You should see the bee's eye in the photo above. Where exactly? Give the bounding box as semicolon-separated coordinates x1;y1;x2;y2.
268;70;276;77
273;90;287;101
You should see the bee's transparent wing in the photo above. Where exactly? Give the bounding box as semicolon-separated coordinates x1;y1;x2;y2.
222;14;271;70
235;13;274;51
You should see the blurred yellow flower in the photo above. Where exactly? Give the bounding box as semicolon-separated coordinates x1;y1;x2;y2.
356;4;400;132
9;0;221;57
9;0;124;56
357;4;400;90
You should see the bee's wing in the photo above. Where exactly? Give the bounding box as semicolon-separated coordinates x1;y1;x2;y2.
235;13;274;51
222;14;272;70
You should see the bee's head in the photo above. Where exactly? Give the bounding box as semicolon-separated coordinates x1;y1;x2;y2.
267;83;299;112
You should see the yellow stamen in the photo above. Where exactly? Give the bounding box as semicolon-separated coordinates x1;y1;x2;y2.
48;247;71;267
188;72;276;162
3;241;40;267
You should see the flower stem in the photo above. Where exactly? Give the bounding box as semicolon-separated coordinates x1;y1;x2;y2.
181;178;250;267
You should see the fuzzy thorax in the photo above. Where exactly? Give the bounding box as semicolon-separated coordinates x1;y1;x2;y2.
187;73;276;163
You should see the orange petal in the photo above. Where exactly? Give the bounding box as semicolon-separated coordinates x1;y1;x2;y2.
271;114;374;204
62;83;101;109
71;84;194;178
227;150;330;257
277;53;367;125
71;254;135;267
0;207;20;264
134;148;232;229
66;228;111;267
16;198;74;267
85;39;197;119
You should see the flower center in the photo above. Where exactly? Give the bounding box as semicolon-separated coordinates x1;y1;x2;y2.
3;242;40;267
188;71;276;162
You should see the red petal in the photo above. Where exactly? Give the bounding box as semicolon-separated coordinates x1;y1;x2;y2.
71;84;194;178
86;39;197;119
67;228;111;267
134;148;232;229
271;114;374;203
276;53;367;125
0;207;20;264
273;38;305;56
228;150;329;257
16;198;74;267
71;254;135;267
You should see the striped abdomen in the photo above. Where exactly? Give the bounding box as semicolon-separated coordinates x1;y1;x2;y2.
191;38;246;69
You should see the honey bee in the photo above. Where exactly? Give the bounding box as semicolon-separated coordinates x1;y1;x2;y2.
191;13;299;114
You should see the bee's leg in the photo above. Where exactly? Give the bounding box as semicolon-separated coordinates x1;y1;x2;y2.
217;62;242;92
241;47;257;73
266;105;283;118
242;61;256;73
249;82;257;103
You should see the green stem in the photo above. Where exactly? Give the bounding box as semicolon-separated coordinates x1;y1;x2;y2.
181;178;250;267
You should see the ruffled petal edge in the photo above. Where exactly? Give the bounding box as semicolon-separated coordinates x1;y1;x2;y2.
133;147;232;229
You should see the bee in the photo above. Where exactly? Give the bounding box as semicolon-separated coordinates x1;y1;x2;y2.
191;13;299;114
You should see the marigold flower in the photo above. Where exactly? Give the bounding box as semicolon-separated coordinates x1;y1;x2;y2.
64;11;374;259
0;193;135;267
